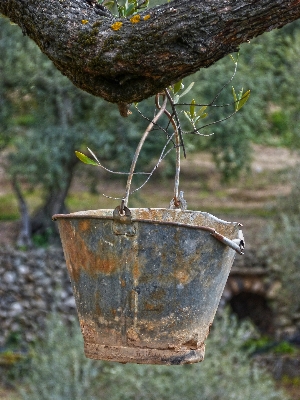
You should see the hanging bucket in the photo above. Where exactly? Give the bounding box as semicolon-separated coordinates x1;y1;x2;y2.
53;207;244;365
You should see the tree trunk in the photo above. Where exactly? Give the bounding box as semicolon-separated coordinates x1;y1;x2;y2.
30;188;69;238
30;164;76;238
11;176;33;248
1;0;300;108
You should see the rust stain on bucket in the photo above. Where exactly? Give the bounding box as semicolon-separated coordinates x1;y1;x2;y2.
59;219;118;281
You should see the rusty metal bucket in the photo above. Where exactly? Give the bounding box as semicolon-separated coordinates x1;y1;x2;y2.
53;207;243;365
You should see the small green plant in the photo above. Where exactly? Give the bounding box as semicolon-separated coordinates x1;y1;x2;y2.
273;341;296;355
243;337;297;355
32;227;54;247
98;0;149;17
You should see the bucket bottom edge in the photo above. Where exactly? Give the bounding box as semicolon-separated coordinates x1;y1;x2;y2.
84;342;205;365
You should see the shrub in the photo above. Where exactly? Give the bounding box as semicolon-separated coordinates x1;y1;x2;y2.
18;314;104;400
19;311;288;400
261;167;300;315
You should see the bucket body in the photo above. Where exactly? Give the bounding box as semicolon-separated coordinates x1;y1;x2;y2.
54;208;240;365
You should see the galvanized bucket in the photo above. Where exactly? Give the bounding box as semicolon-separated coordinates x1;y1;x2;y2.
53;207;244;365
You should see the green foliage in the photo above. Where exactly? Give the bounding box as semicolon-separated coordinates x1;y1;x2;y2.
261;168;300;315
0;193;19;220
178;20;300;178
171;79;195;104
244;337;297;356
232;87;251;112
32;228;54;247
18;314;104;400
18;312;288;400
264;212;300;315
183;101;208;126
98;0;150;17
273;341;296;355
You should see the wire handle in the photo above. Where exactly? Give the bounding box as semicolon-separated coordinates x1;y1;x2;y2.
123;95;168;208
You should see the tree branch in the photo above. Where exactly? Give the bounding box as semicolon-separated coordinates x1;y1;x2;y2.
1;0;300;107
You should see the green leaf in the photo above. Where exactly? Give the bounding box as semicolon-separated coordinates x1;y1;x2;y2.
238;88;244;101
190;99;196;118
237;89;250;111
125;3;135;16
232;87;238;111
75;151;99;166
179;82;194;98
197;105;207;116
200;113;208;119
173;80;183;94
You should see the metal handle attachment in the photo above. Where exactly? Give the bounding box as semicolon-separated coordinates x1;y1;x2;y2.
112;205;136;236
211;229;245;255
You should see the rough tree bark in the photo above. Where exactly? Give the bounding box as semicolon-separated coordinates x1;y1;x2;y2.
1;0;300;112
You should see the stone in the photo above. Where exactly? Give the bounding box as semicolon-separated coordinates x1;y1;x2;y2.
17;264;30;275
64;296;76;308
3;271;16;284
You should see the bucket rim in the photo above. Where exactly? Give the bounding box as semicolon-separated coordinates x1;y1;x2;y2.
52;208;244;254
52;207;241;226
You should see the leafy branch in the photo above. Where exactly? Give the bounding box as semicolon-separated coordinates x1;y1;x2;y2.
75;55;250;207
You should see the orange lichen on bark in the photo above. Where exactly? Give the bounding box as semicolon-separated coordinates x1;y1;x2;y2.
111;21;123;30
130;14;141;23
143;14;151;20
81;19;89;24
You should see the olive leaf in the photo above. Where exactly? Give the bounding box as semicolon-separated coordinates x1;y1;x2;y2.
75;151;99;166
237;89;251;110
232;87;250;111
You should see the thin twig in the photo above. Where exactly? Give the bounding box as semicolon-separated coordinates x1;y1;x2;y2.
102;193;123;200
176;92;249;109
156;91;181;200
184;110;238;136
134;106;170;136
87;147;150;175
176;100;238;108
129;137;175;195
164;89;186;158
209;56;239;105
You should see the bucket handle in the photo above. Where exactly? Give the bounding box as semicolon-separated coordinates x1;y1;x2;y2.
211;229;245;255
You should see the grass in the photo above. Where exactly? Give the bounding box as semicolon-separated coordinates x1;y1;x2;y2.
0;194;19;221
0;190;43;221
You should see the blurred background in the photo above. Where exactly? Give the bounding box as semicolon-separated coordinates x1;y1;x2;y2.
1;8;300;400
